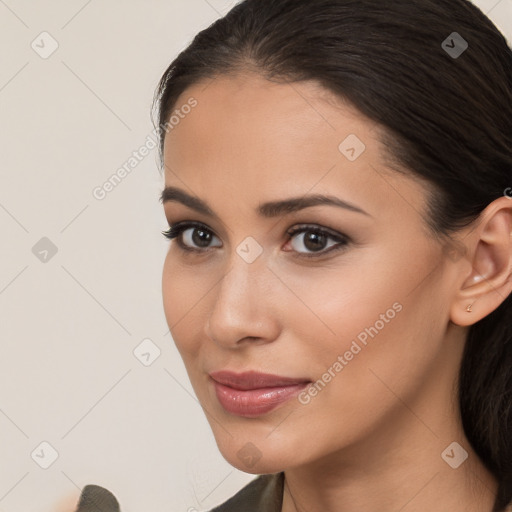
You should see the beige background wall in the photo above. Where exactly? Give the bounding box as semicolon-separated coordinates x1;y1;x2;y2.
0;1;510;510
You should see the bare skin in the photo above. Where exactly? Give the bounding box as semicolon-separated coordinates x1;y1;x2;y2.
161;71;512;512
54;492;79;511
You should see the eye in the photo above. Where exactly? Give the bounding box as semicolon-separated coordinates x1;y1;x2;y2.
162;222;350;258
161;222;221;253
284;224;349;258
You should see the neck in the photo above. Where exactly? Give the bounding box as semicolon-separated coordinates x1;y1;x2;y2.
281;423;498;512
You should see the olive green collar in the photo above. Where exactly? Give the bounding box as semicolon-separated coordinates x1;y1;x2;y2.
209;472;284;512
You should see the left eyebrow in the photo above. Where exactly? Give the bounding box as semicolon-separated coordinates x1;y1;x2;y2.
258;194;371;218
160;186;371;218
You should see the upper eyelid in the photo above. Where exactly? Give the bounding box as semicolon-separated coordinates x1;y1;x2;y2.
169;221;349;243
287;224;348;240
169;220;342;233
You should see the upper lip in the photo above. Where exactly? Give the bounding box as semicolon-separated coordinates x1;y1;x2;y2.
209;370;311;390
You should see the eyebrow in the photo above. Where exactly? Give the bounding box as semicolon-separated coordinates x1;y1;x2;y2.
160;186;371;218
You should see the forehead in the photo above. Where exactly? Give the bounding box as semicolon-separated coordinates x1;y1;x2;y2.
164;72;374;157
166;74;372;171
161;72;428;225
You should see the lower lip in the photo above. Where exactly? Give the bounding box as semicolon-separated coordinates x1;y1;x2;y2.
211;379;310;417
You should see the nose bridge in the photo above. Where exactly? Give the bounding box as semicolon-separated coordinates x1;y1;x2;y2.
205;247;274;347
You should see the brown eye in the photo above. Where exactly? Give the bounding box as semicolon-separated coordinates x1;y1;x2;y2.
162;222;221;252
185;226;214;248
285;225;350;258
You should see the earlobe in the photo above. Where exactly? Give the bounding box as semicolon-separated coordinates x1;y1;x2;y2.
449;197;512;327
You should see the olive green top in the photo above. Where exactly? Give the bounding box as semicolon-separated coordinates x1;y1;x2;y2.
208;472;512;512
209;472;284;512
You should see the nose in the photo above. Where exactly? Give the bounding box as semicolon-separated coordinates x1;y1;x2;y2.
204;254;280;350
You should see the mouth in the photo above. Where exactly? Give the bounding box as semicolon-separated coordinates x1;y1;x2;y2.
209;370;311;417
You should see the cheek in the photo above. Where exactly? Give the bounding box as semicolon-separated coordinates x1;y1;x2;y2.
278;260;404;351
161;253;206;355
286;253;444;399
307;286;445;418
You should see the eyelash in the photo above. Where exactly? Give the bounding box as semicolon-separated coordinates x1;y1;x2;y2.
161;221;350;259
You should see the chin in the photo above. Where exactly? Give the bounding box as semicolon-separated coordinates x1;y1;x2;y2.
224;454;285;475
214;439;293;474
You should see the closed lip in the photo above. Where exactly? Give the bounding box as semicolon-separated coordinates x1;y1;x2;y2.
209;370;311;390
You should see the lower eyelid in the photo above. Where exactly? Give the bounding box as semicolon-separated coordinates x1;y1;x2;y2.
286;235;349;258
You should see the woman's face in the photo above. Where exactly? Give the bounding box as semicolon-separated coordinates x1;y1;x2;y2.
161;72;466;474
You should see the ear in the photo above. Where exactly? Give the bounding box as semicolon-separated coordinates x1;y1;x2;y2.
450;195;512;327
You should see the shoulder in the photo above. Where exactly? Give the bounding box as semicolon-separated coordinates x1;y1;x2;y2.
208;472;284;512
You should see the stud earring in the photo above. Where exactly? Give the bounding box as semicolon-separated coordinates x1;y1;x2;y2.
466;302;474;313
